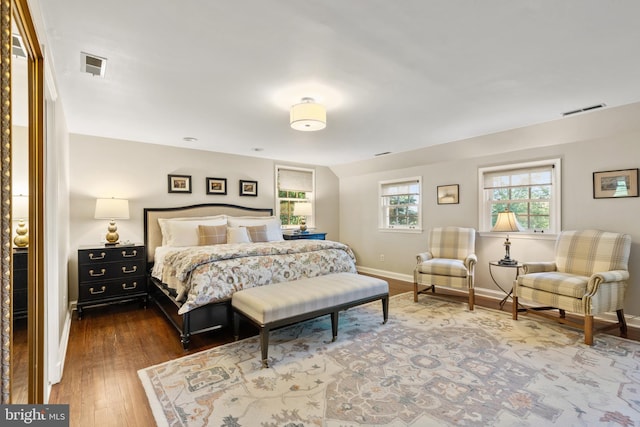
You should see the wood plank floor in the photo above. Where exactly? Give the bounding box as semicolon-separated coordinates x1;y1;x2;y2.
45;277;639;426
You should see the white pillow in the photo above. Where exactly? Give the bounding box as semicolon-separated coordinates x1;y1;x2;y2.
227;216;284;242
162;216;228;247
158;215;227;245
227;227;251;244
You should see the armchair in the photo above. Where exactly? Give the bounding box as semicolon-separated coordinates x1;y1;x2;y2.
513;229;631;345
414;226;477;310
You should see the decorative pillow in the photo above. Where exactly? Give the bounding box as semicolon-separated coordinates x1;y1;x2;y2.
198;225;227;245
163;216;228;247
245;224;269;243
227;227;251;244
227;216;284;241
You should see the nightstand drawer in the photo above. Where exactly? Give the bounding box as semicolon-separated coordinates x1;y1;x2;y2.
79;277;146;302
78;246;144;264
78;260;144;282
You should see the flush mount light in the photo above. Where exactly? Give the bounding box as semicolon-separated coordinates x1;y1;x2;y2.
290;97;326;131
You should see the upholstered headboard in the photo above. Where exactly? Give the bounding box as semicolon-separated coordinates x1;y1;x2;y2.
143;203;273;264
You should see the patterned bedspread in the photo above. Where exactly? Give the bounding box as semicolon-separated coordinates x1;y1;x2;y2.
156;240;357;314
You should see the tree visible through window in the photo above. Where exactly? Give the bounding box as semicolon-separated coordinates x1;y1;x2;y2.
379;177;421;231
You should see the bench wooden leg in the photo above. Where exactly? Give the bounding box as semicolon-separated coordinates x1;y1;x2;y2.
260;327;270;368
382;296;389;324
331;311;339;342
233;312;240;341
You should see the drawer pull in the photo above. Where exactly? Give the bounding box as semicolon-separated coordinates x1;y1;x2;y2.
89;269;106;277
89;286;106;295
122;282;138;290
89;252;106;260
122;266;138;274
121;250;137;258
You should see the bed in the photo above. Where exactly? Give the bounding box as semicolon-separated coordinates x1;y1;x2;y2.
144;203;357;348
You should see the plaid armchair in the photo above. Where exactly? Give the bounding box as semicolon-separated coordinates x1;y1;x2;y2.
414;227;477;310
513;229;631;345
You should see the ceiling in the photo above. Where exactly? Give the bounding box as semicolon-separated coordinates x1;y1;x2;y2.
33;0;640;166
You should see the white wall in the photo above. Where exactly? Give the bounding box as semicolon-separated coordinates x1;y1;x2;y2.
68;135;340;302
335;103;640;317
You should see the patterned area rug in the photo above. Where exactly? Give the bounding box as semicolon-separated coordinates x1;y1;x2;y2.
138;293;640;426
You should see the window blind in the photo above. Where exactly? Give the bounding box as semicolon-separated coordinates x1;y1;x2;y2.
278;168;313;192
483;165;553;189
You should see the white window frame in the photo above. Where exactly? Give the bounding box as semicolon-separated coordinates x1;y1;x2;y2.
379;176;422;233
275;165;316;230
478;158;561;235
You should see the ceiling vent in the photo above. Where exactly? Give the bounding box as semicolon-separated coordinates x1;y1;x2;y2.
562;103;605;116
12;33;26;58
81;52;107;77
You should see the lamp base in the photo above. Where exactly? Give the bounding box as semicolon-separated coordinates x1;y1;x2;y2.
498;258;518;266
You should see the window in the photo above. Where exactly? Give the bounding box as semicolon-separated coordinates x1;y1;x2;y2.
276;165;315;229
479;159;561;233
379;177;422;231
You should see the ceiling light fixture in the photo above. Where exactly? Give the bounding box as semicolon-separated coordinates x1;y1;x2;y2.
290;97;326;131
182;137;198;142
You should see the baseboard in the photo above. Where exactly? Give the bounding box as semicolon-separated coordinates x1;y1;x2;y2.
356;266;640;331
49;308;72;387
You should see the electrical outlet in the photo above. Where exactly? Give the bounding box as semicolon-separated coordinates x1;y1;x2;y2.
379;254;385;261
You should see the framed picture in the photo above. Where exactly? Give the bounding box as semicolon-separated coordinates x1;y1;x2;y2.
168;174;192;193
240;180;258;197
206;177;227;195
593;168;639;199
437;184;459;205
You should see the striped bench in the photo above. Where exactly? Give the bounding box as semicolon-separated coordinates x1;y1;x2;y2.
232;272;389;368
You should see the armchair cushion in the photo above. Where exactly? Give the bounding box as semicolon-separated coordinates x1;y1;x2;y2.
517;272;588;298
416;259;469;278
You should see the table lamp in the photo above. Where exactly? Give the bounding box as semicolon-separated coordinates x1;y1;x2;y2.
293;202;312;232
13;194;29;248
492;210;523;265
95;198;130;246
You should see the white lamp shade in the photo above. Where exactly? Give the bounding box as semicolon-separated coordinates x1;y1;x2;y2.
290;99;326;131
12;195;29;219
293;202;312;216
95;198;130;220
492;211;523;232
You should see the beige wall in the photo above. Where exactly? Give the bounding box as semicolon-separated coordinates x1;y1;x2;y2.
67;135;340;302
335;103;640;317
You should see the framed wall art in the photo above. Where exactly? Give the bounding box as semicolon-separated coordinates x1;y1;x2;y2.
593;168;638;199
168;174;192;193
437;184;459;205
239;180;258;197
206;177;227;195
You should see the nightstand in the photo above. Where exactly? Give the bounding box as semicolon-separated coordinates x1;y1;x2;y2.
13;248;28;319
77;244;147;319
282;231;327;240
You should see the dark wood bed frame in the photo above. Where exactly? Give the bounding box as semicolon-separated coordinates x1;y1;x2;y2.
143;203;273;349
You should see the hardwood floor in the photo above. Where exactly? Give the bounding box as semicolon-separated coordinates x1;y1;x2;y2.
47;277;638;426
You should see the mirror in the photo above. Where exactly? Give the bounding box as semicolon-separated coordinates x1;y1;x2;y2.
1;0;45;404
11;18;29;404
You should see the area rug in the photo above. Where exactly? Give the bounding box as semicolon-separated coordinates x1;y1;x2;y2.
138;293;640;426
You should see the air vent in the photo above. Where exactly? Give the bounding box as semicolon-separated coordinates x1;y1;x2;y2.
81;52;107;77
562;103;606;116
12;33;26;58
374;151;391;157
